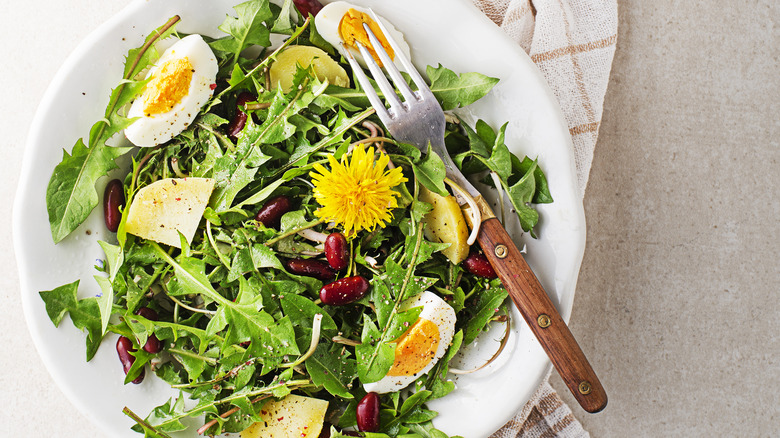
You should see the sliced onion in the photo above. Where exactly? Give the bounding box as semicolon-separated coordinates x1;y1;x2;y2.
449;313;511;375
444;177;481;245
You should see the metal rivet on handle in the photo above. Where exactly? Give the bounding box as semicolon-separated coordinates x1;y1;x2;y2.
579;381;592;395
494;244;508;259
537;314;551;328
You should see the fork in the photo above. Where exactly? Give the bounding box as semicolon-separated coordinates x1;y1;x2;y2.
342;12;607;414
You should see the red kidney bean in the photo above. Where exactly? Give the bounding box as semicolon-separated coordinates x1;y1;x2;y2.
103;179;124;232
320;276;370;306
284;258;336;281
255;195;291;229
324;232;349;271
463;251;497;279
356;392;380;432
136;307;163;354
116;336;144;384
293;0;323;17
227;92;256;139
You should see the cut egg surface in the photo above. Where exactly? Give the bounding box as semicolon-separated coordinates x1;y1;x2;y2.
124;34;218;147
363;291;456;394
315;1;411;70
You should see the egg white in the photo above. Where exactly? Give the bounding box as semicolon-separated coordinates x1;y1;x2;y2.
363;291;456;394
125;34;218;147
315;1;411;71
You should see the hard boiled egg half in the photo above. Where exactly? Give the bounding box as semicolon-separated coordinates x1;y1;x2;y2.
364;291;456;394
315;1;411;70
125;34;218;147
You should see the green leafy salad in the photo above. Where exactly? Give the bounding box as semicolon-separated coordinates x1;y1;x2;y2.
38;0;552;436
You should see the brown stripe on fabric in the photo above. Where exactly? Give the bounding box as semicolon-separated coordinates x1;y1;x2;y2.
536;391;564;415
505;417;522;429
536;420;569;438
531;34;617;64
473;0;506;26
518;407;545;433
555;0;597;138
521;411;568;438
505;1;534;25
570;121;600;136
551;413;576;434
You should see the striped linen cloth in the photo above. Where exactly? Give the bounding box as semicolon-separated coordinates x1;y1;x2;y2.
471;0;618;437
473;0;618;197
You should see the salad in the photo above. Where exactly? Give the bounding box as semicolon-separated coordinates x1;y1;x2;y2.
38;1;553;437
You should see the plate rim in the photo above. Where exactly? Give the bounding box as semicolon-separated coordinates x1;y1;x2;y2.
14;0;585;436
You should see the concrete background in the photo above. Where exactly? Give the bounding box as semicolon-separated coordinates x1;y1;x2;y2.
547;1;779;436
1;0;777;437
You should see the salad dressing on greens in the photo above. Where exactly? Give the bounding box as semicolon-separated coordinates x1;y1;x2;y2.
39;1;552;436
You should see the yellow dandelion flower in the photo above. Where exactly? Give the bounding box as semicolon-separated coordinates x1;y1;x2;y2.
310;145;407;236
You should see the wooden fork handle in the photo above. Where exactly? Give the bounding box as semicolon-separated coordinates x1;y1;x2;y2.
476;216;607;413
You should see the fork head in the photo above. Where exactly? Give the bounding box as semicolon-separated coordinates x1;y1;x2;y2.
340;11;485;228
341;11;446;151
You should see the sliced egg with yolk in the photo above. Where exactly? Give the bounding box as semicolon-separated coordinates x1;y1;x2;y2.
363;291;456;394
315;1;411;70
125;34;218;147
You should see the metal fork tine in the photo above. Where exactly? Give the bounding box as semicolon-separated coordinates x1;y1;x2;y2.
362;23;417;103
341;43;392;125
354;42;404;115
369;9;434;100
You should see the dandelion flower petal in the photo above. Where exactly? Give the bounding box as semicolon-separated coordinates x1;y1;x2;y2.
310;145;407;236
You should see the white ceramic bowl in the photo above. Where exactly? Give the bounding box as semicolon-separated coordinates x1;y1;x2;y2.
14;1;585;436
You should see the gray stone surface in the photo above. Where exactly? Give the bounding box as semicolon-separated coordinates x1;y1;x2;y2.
1;1;777;437
548;1;779;437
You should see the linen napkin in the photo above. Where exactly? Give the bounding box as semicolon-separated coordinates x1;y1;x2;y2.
470;0;618;437
473;0;618;197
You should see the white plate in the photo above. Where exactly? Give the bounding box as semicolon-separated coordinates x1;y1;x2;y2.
14;0;585;437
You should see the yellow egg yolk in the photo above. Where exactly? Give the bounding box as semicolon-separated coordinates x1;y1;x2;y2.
338;9;394;67
387;318;440;376
142;56;193;116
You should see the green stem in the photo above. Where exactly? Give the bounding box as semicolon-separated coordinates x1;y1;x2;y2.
168;347;218;366
249;77;310;151
265;219;325;246
395;225;425;306
412;174;421;236
350;136;398;148
281;314;322;368
172;358;257;389
220;379;311;403
154;380;313;432
206;221;231;269
123;407;172;438
129;148;160;196
165;293;216;316
210;72;314;211
150;242;229;307
449;263;463;291
204;17;310;113
366;222;425;370
196;121;235;153
347;238;355;277
463;284;481;301
267;107;376;180
387;154;415;166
